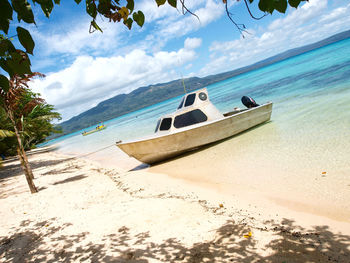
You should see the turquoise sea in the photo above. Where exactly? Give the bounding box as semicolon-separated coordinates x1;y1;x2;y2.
43;37;350;219
47;37;350;161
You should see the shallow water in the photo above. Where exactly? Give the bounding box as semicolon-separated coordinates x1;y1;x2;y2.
44;38;350;219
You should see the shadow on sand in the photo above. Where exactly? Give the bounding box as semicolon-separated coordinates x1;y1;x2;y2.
1;217;349;262
0;155;84;199
0;156;76;181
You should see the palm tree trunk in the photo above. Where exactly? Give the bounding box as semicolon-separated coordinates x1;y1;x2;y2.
17;148;38;193
9;111;38;193
20;146;34;179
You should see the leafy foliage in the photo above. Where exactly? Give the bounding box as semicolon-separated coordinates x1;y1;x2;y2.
0;107;17;155
0;74;61;156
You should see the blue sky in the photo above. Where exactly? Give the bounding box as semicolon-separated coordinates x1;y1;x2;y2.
22;0;350;121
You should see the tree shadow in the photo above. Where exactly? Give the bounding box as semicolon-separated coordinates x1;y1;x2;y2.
0;146;58;164
0;156;80;199
29;157;77;171
0;157;77;181
0;161;24;181
40;161;83;176
25;145;58;157
1;217;349;262
52;174;87;185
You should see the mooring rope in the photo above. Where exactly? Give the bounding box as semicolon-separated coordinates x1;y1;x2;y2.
75;143;117;158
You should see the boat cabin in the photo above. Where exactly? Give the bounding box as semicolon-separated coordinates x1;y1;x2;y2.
154;88;223;134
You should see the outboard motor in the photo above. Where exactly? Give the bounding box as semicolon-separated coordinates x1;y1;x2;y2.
241;96;259;108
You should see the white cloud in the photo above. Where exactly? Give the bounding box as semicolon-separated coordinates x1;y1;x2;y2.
184;38;202;49
155;0;224;39
31;0;221;58
31;17;126;57
137;0;205;22
319;2;350;22
134;0;224;53
200;0;350;76
30;38;202;121
30;0;224;73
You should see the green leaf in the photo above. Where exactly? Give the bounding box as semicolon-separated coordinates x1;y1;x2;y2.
275;0;287;13
155;0;166;7
0;19;10;35
288;0;302;8
33;0;54;18
16;26;35;55
124;17;133;29
0;74;10;93
0;129;15;138
0;0;13;34
126;0;134;13
133;11;144;27
0;39;16;57
97;0;109;14
7;51;32;75
0;58;14;76
258;0;274;14
74;0;81;4
90;20;103;32
86;0;97;19
248;0;254;3
167;0;176;8
54;0;60;4
11;0;35;24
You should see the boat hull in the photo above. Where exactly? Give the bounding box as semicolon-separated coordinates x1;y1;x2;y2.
117;103;272;164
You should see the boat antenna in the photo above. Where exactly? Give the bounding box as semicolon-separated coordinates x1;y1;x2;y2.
181;73;187;94
177;56;187;94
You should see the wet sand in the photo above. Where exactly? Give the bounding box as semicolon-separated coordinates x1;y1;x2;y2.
148;121;350;224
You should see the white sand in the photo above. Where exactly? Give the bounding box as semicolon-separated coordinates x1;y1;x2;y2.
1;150;350;262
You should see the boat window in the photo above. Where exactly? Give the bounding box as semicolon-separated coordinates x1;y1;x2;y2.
174;109;208;129
154;119;161;133
184;93;196;107
159;118;172;131
177;97;184;109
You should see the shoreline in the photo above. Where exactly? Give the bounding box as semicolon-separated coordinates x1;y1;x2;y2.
1;150;350;262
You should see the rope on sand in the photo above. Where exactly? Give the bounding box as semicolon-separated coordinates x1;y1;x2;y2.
75;143;117;158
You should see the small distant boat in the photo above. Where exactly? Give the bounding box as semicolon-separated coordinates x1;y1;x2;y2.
82;124;106;136
116;88;272;164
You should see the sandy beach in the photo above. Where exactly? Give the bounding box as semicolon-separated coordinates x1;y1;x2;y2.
1;148;350;262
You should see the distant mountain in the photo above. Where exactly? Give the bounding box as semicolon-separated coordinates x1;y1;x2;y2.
56;30;350;136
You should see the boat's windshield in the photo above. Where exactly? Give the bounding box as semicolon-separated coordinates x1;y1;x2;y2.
177;97;184;109
154;119;161;133
159;118;172;131
184;93;196;107
178;93;196;110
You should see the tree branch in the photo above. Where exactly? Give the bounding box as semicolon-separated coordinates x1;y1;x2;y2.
243;0;267;20
179;0;200;22
225;2;250;37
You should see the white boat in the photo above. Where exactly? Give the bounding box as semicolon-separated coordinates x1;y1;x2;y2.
116;88;272;164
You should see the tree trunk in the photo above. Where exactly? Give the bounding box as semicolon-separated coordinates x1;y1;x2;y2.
17;148;38;193
9;111;38;193
20;146;34;179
